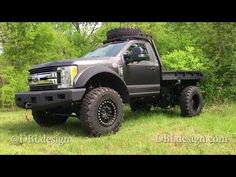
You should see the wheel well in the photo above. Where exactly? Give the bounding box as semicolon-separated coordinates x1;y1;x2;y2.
85;72;129;103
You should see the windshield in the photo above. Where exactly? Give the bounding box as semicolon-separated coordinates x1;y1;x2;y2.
84;42;126;58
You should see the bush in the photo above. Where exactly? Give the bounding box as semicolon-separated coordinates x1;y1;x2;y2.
0;66;28;108
0;85;15;106
161;46;207;71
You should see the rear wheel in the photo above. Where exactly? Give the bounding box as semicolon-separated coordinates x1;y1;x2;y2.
32;109;68;127
180;86;203;117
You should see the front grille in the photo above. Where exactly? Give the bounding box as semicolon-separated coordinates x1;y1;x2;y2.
29;66;58;74
29;66;59;91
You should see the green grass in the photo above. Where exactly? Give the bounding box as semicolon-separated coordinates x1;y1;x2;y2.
0;104;236;154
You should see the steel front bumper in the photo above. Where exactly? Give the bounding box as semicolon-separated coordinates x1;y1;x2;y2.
15;89;86;110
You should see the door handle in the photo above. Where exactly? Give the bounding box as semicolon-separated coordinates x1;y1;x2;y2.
149;67;155;71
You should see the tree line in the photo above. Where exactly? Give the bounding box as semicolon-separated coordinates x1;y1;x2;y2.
0;22;235;108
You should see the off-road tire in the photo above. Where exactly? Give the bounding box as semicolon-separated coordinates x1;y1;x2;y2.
80;87;123;137
106;28;141;40
32;110;68;127
130;99;152;112
180;86;203;117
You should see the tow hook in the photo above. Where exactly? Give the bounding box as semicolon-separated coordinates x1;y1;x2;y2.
25;102;32;109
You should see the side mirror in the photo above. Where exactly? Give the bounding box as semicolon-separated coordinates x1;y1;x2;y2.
132;46;142;60
123;51;132;64
124;46;147;64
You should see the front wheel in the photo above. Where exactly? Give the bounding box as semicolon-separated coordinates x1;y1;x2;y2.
180;86;203;117
32;109;68;127
80;87;123;137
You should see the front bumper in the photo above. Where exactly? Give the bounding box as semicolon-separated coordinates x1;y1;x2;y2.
15;88;86;110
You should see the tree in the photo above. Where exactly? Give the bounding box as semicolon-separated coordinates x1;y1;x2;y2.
0;22;235;107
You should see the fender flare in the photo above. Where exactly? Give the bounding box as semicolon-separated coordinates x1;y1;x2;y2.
74;65;127;89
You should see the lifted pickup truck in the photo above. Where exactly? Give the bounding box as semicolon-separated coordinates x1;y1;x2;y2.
16;28;203;136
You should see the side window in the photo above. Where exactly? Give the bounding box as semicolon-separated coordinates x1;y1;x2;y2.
124;43;150;62
139;43;150;60
145;42;157;62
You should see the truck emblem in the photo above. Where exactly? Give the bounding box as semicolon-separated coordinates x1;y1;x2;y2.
32;76;39;82
112;63;118;68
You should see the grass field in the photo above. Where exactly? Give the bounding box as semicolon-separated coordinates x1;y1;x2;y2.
0;103;236;154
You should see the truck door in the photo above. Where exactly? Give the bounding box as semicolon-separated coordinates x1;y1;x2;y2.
122;42;161;96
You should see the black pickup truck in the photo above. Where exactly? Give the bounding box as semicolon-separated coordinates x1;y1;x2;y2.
16;28;203;136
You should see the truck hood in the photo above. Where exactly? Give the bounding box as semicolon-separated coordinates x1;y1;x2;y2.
30;57;120;70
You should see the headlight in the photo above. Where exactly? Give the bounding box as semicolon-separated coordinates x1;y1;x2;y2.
57;66;78;88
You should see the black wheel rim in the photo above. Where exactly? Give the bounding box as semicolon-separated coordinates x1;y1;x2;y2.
192;94;200;112
97;100;117;127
